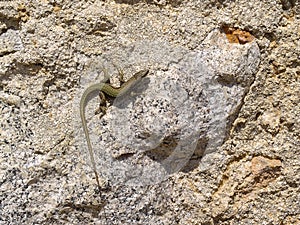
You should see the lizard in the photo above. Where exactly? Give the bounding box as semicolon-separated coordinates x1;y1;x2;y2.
79;69;149;189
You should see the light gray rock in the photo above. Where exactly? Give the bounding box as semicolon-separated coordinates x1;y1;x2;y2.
0;0;299;224
75;29;260;186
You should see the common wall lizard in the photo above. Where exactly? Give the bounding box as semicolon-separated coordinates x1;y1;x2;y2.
80;69;149;188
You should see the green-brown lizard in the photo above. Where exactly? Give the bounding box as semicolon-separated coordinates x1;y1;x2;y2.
80;69;149;189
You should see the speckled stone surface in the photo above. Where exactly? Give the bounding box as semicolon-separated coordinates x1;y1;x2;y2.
0;0;299;224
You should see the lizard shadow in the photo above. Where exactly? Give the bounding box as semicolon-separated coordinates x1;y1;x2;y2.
110;77;150;109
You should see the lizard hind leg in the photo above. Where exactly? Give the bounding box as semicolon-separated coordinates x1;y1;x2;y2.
110;60;125;83
116;66;126;84
95;67;110;116
93;65;110;83
95;91;108;116
102;66;110;83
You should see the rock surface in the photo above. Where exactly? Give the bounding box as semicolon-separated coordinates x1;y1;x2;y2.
0;0;299;224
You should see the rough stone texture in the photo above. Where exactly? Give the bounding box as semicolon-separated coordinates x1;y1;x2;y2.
73;29;260;187
0;0;299;225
